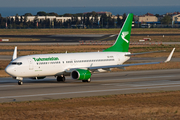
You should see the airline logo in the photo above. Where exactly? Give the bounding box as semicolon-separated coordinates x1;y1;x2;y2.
33;57;59;61
121;32;129;43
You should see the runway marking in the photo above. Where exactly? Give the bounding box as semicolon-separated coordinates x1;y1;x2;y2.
0;84;180;99
139;75;174;79
116;81;180;87
0;85;15;88
96;75;174;81
109;34;116;37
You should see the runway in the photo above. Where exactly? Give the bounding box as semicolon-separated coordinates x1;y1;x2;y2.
0;69;180;103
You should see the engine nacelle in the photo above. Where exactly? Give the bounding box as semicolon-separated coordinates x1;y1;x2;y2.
71;69;91;80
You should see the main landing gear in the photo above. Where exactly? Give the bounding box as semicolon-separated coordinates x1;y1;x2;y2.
82;78;91;83
18;80;23;85
57;75;66;82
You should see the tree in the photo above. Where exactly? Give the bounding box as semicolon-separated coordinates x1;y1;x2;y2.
37;11;47;16
122;13;127;23
155;14;160;17
86;13;91;27
91;11;97;17
74;13;83;17
20;16;23;23
24;13;33;16
48;12;59;17
15;14;20;27
0;15;4;28
91;11;98;27
10;17;14;28
161;15;172;25
100;14;108;27
117;14;121;27
63;13;72;17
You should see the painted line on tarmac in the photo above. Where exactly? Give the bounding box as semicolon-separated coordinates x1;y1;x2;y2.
0;84;180;99
95;75;174;81
109;34;117;37
0;85;15;88
115;81;180;87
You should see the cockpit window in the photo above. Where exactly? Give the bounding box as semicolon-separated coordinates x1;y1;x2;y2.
9;62;22;65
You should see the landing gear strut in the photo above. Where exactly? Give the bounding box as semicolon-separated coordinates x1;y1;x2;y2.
18;80;23;85
57;75;65;82
82;78;91;83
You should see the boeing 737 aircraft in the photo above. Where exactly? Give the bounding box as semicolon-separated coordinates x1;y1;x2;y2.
5;13;175;85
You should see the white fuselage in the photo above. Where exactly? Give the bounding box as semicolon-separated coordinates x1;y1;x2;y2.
5;52;130;78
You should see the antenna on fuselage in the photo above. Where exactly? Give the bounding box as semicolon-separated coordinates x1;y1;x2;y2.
12;46;17;60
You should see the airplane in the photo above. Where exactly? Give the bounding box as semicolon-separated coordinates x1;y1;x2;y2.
5;13;175;85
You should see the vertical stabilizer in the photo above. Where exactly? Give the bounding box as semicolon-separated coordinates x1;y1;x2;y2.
12;46;17;60
103;13;133;52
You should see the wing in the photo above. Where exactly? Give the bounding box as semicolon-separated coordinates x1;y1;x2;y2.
65;48;175;73
125;50;166;56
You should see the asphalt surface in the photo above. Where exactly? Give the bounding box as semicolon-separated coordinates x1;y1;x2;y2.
0;34;180;45
0;69;180;103
0;34;179;43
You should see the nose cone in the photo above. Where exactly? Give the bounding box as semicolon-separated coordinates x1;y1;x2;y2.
5;65;15;77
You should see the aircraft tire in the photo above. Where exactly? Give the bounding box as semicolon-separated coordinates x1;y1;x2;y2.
62;76;65;82
57;76;65;82
87;78;91;83
57;76;61;82
82;78;91;83
18;81;23;85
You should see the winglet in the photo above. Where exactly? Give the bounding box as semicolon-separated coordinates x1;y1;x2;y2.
12;46;17;60
164;48;175;63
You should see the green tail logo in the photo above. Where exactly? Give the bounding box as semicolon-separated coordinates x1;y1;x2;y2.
103;13;133;52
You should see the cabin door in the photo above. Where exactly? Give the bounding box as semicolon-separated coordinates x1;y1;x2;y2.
28;59;34;70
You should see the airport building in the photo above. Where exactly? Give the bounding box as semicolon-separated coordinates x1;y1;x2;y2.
6;11;180;28
138;13;158;23
172;14;180;23
9;16;72;23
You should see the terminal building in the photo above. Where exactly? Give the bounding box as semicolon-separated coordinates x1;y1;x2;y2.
172;14;180;23
138;13;158;23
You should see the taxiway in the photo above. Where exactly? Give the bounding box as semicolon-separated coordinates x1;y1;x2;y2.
0;69;180;103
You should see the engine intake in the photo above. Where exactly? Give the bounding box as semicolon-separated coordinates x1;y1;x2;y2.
71;69;91;80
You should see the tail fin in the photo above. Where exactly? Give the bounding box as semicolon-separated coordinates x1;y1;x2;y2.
103;13;133;52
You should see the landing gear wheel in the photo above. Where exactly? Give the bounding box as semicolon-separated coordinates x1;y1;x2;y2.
82;78;91;83
18;81;23;85
57;76;61;82
61;76;65;82
57;75;66;82
87;78;91;83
